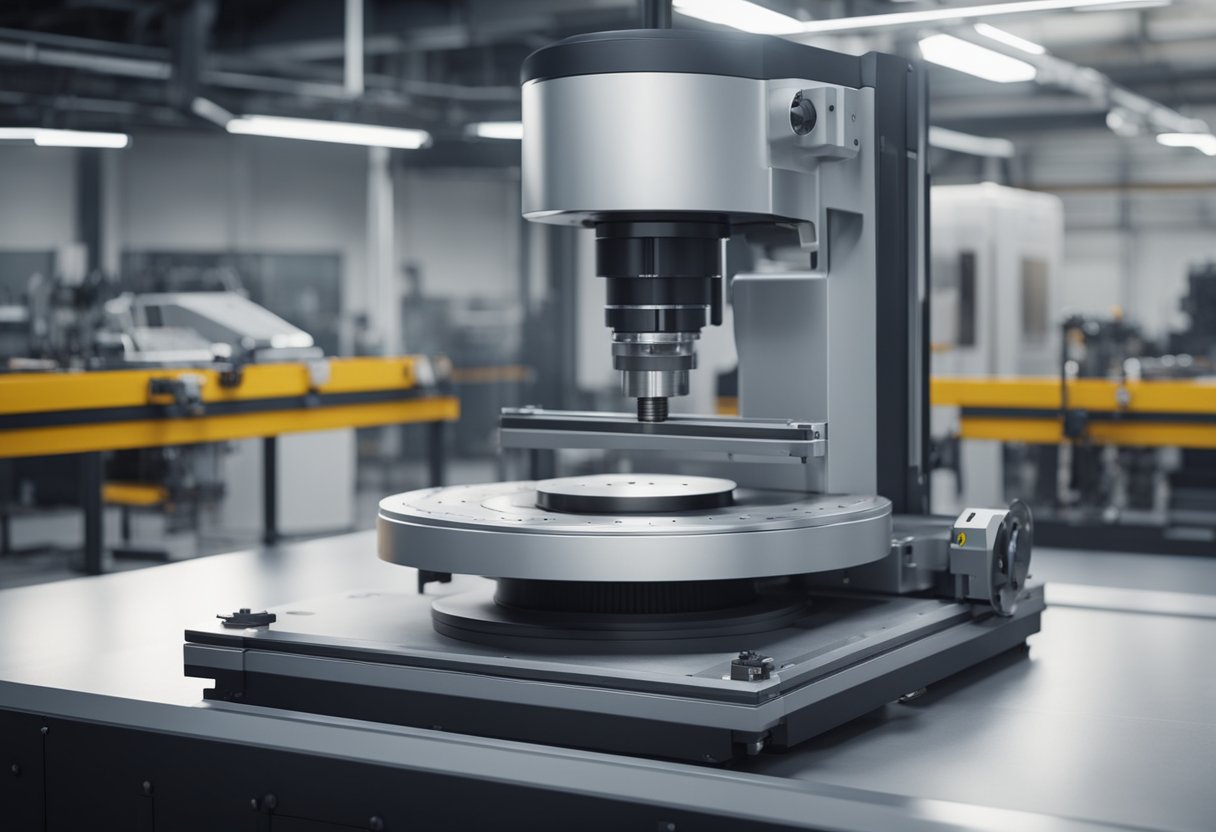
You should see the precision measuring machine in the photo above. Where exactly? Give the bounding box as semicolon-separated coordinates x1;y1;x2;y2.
185;28;1040;764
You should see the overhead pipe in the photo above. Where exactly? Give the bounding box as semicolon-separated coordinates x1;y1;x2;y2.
345;0;364;97
946;24;1208;136
0;41;170;80
0;28;517;104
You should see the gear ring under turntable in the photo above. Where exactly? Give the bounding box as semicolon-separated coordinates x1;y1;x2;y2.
377;476;892;583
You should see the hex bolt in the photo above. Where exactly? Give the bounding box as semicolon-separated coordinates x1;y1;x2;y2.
263;793;278;811
369;817;385;831
142;780;152;795
10;764;20;776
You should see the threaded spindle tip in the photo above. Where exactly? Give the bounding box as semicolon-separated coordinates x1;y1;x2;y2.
637;396;668;422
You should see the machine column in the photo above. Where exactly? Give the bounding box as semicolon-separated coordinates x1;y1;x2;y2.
262;436;279;545
79;452;104;575
427;422;447;487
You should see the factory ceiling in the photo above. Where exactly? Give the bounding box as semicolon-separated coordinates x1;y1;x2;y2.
0;0;1214;150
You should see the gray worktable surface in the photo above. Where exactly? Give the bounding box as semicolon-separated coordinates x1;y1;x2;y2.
1;531;1214;830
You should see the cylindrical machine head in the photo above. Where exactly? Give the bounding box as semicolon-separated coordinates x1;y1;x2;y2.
523;31;792;419
520;29;870;420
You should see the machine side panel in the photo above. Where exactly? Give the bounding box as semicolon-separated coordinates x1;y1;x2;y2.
24;714;775;832
733;88;877;495
871;53;928;514
0;709;45;830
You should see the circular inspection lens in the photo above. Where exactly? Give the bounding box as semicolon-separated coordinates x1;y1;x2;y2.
790;90;817;136
535;473;736;514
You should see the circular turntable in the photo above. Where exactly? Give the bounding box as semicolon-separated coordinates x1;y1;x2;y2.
534;473;737;514
377;474;892;583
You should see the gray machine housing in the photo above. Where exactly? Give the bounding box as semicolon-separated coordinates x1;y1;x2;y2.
522;29;927;511
185;30;1039;764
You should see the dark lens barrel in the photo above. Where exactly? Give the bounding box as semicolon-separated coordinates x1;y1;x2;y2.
596;223;724;279
595;220;727;334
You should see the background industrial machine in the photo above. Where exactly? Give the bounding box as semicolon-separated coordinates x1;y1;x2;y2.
930;183;1063;379
929;183;1064;512
397;261;531;460
932;261;1216;555
0;267;329;565
185;26;1040;764
0;263;451;571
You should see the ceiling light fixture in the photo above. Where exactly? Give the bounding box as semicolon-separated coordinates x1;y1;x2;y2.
1076;0;1170;10
919;34;1038;83
1105;109;1143;137
671;0;804;34
675;0;1171;35
191;97;234;128
1156;132;1216;156
973;23;1046;54
226;115;431;149
928;126;1015;157
470;121;523;140
0;127;129;148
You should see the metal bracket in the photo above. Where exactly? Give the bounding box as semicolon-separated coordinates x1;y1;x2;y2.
730;651;774;682
499;408;827;463
218;608;276;628
149;374;205;417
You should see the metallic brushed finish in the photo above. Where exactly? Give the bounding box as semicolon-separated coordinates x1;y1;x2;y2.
523;72;838;225
378;482;892;581
535;473;736;514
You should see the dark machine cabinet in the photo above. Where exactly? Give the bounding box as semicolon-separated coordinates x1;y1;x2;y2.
0;710;45;830
0;710;820;832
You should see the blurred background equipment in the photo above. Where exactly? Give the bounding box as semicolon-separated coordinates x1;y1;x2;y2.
0;256;457;575
931;261;1216;555
1;1;1216;830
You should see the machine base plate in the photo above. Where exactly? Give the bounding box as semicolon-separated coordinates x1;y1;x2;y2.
185;582;1044;763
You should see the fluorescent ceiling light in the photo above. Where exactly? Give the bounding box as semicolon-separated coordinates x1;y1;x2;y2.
1157;132;1216;156
191;96;234;128
928;126;1015;157
672;0;803;34
1076;0;1170;10
676;0;1171;35
797;0;1170;33
973;23;1046;54
1105;108;1142;137
470;121;523;140
0;127;129;148
226;115;430;149
919;34;1037;82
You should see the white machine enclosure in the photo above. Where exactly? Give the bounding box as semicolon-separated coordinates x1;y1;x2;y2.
930;183;1064;378
930;184;1064;511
